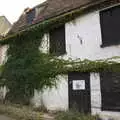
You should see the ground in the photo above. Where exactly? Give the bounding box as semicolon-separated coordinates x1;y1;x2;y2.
0;114;54;120
0;115;15;120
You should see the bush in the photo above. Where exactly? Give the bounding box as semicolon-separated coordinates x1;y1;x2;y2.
55;110;98;120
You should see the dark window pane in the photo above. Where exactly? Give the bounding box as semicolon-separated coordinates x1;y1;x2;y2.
49;25;66;56
100;6;120;47
100;72;120;111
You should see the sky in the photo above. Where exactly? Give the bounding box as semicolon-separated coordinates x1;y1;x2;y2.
0;0;46;24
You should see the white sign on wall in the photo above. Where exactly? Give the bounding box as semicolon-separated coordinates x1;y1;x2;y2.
72;80;85;90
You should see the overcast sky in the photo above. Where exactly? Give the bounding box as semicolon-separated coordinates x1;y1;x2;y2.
0;0;46;24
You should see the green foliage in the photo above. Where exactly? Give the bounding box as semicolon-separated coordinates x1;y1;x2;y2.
0;33;66;104
55;110;98;120
62;58;120;73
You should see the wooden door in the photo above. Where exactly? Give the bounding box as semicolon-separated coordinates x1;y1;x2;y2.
68;72;91;113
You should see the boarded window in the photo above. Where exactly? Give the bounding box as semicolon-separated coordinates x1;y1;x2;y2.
100;6;120;47
100;72;120;111
27;8;35;24
49;25;66;56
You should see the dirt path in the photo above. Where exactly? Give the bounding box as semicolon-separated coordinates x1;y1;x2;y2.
0;114;54;120
43;114;54;120
0;115;15;120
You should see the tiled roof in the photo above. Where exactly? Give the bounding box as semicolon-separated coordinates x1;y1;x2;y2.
8;12;27;34
34;0;100;23
9;2;47;33
10;0;114;33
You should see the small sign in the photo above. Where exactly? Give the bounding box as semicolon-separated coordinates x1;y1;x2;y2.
73;80;85;90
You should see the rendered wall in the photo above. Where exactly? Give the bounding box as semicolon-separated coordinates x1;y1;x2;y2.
32;8;120;119
65;11;120;60
0;16;11;101
32;73;120;120
90;73;120;120
32;75;68;111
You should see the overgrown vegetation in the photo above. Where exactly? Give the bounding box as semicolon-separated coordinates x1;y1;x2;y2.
55;110;98;120
0;34;66;104
0;103;42;120
0;103;99;120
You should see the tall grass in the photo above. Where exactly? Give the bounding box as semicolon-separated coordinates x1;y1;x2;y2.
55;110;98;120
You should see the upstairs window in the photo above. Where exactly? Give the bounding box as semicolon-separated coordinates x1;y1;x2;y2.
100;72;120;111
49;25;66;56
100;6;120;47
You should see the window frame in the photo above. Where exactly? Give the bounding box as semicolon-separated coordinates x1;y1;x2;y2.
49;25;66;56
100;4;120;48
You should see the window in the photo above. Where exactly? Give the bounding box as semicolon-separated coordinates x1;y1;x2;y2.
49;25;66;56
100;72;120;111
100;6;120;47
27;8;35;24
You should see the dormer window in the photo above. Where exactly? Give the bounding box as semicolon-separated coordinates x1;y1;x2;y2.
26;8;35;24
100;5;120;47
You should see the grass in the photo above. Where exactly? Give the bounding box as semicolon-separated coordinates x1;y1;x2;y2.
55;110;98;120
0;103;42;120
0;103;99;120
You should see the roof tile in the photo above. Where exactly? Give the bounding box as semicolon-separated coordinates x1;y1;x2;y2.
10;0;111;33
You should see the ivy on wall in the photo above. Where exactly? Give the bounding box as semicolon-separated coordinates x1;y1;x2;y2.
0;33;66;104
0;0;119;104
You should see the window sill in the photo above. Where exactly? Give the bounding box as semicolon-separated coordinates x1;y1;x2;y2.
49;51;67;57
102;107;120;112
100;43;120;48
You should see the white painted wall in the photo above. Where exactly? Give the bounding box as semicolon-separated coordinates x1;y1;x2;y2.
0;17;11;101
65;11;120;60
90;73;101;115
33;8;120;119
32;75;68;111
0;46;9;101
32;72;120;119
90;73;120;120
65;10;120;119
0;45;8;64
39;33;49;53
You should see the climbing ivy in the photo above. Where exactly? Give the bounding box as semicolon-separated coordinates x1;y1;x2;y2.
0;0;119;104
0;33;67;104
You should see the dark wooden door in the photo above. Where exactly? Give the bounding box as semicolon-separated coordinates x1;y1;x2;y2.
68;72;91;113
100;72;120;111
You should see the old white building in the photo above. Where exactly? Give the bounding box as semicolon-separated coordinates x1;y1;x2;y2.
5;0;120;119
